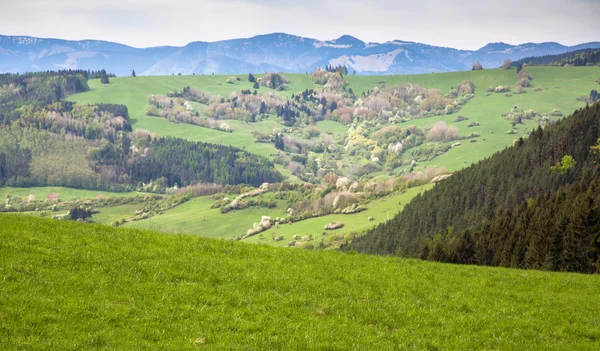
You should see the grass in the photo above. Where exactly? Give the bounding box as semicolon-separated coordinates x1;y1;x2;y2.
1;215;599;350
0;186;141;202
121;184;432;245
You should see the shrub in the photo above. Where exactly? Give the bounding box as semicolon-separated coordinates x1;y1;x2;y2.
425;121;459;142
453;115;469;122
517;70;533;81
517;78;531;87
549;109;563;117
513;85;525;94
472;61;483;70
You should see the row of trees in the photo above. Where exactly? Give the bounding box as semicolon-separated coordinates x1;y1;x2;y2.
512;48;600;67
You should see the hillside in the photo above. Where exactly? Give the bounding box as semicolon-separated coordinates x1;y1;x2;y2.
2;33;600;76
1;215;599;350
1;66;598;245
347;103;600;273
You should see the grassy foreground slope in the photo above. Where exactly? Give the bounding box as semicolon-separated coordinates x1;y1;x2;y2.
1;215;599;350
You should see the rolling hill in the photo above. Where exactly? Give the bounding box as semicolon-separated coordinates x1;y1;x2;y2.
1;33;600;76
1;215;599;350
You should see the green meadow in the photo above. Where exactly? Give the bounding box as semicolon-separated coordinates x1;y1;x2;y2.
1;215;599;350
0;186;141;202
121;184;432;245
2;66;595;244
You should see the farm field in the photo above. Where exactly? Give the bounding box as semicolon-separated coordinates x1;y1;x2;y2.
1;215;599;350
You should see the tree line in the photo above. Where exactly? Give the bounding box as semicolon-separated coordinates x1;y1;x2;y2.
512;48;600;67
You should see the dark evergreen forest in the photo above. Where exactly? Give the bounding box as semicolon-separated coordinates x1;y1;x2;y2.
513;48;600;67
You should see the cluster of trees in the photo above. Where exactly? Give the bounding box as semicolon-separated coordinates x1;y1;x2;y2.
147;93;232;131
512;48;600;67
260;73;289;91
125;137;283;187
1;101;131;141
346;103;600;273
324;64;349;75
0;71;89;114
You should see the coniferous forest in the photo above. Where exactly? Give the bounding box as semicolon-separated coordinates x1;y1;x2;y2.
0;71;282;190
346;103;600;273
512;48;600;67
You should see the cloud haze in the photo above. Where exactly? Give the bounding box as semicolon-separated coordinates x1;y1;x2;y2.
1;0;598;49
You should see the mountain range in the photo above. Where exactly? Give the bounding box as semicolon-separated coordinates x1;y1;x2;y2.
1;33;599;76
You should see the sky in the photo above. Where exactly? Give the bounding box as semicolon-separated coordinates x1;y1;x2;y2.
1;0;599;50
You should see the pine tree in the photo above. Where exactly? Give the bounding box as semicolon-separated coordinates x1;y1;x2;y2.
100;69;109;84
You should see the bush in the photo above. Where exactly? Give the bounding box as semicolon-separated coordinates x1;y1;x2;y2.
425;121;459;142
503;59;512;69
549;109;563;117
517;70;533;81
513;85;525;94
517;78;531;88
453;115;469;122
472;61;483;71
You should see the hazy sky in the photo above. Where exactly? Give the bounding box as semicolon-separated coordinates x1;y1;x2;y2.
1;0;599;49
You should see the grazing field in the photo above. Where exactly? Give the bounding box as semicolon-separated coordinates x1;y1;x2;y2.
0;186;141;202
1;215;599;350
122;184;432;245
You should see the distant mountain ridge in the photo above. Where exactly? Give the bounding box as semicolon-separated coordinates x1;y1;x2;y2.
1;33;599;76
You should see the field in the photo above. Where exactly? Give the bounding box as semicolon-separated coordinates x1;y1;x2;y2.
122;184;432;246
1;215;599;350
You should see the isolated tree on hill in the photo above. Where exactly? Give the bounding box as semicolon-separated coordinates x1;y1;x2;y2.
248;73;256;83
590;89;599;103
99;69;109;84
472;61;483;71
132;69;136;77
503;59;512;69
